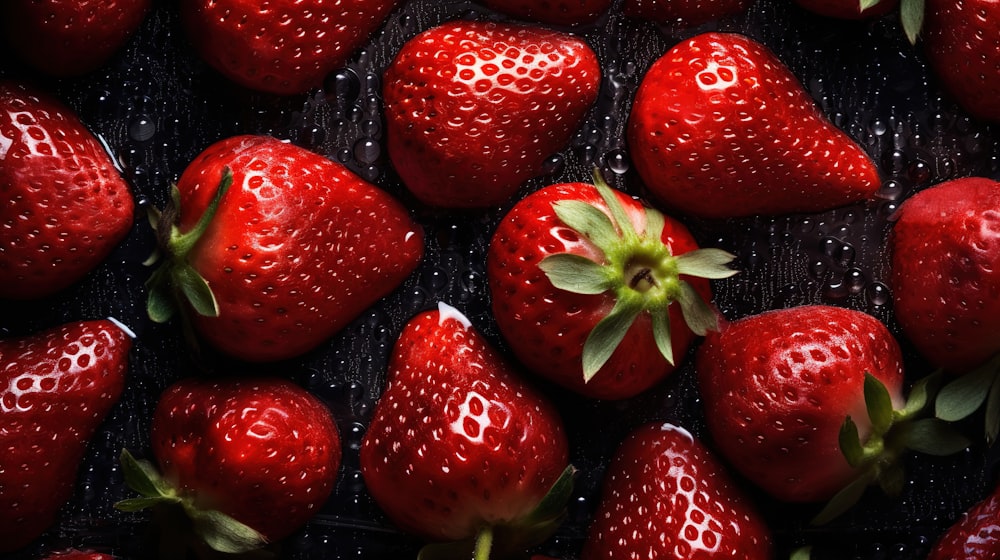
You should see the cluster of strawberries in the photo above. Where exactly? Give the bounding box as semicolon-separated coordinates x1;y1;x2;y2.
1;0;998;559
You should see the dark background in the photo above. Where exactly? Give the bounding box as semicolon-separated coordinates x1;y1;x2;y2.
2;0;999;558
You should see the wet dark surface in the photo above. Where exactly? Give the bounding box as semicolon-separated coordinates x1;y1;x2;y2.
1;0;999;558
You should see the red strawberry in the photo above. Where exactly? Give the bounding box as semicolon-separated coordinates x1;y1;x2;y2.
791;0;899;19
0;0;150;76
696;305;967;521
480;0;612;26
487;173;735;400
927;482;1000;560
179;0;401;95
360;302;574;559
41;550;115;560
383;20;601;208
623;0;752;27
0;319;132;553
889;177;1000;375
581;422;773;560
117;377;341;553
905;0;1000;122
0;81;135;300
627;32;881;219
144;134;423;362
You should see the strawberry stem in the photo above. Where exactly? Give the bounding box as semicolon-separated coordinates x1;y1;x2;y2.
473;525;493;560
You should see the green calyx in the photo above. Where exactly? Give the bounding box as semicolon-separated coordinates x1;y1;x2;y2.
900;0;925;44
115;449;268;554
935;352;1000;444
145;167;233;324
538;170;737;383
418;465;576;560
814;372;970;525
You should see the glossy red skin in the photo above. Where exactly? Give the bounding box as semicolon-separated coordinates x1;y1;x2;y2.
42;549;116;560
924;0;1000;123
792;0;899;19
889;177;1000;374
582;422;773;560
627;32;881;219
0;320;130;553
179;0;400;95
487;182;711;400
696;305;904;503
151;377;341;542
360;306;569;542
481;0;612;25
623;0;752;27
1;0;150;76
0;81;135;300
384;21;601;208
928;483;1000;560
175;134;423;362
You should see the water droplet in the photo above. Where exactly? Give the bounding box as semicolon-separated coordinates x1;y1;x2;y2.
337;148;352;164
353;138;380;164
845;268;866;294
867;281;891;306
542;154;565;175
606;149;629;174
128;116;156;142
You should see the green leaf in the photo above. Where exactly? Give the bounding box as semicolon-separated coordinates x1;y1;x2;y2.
839;416;864;468
897;370;942;420
119;449;172;499
877;462;906;496
188;507;268;554
115;496;173;512
900;0;925;45
859;0;882;10
985;374;1000;445
582;296;644;382
674;248;739;280
811;470;875;525
539;254;610;295
175;265;219;317
903;418;972;456
552;200;619;251
790;547;813;560
592;172;638;240
864;373;894;435
146;273;177;324
520;465;576;527
644;207;665;240
676;281;719;336
935;364;998;421
651;306;674;366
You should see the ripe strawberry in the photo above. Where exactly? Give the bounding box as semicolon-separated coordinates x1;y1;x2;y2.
0;81;135;300
179;0;401;95
0;319;132;554
581;422;773;560
905;0;1000;122
792;0;898;19
117;377;341;554
623;0;752;27
383;20;601;208
41;549;115;560
889;177;1000;374
144;134;423;362
487;173;735;400
360;302;574;559
927;482;1000;560
480;0;612;25
0;0;150;76
627;32;881;219
696;305;968;521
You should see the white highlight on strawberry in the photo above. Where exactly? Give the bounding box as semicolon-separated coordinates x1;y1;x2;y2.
106;316;137;339
695;61;738;92
449;385;511;445
658;421;694;443
437;301;472;330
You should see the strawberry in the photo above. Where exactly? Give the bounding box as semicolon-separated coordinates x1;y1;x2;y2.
144;134;423;362
889;177;1000;375
360;302;574;559
627;32;881;219
0;319;132;554
116;377;341;554
41;550;115;560
791;0;899;19
623;0;752;27
0;0;150;76
179;0;401;95
487;173;735;400
480;0;612;26
581;422;773;560
927;481;1000;560
0;80;136;300
695;305;968;521
903;0;1000;122
383;20;601;208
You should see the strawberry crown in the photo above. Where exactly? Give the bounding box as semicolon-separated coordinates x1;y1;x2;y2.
538;170;737;382
814;372;970;524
